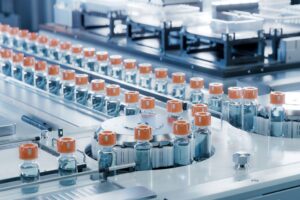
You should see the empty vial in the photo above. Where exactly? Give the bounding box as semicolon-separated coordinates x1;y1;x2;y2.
123;59;137;84
173;120;192;166
193;112;212;161
62;70;76;101
14;29;29;50
0;24;11;46
37;35;49;57
139;63;152;89
154;68;168;94
189;77;204;104
84;48;97;71
90;79;106;112
98;131;116;172
109;55;123;80
106;84;121;117
134;125;152;171
96;51;109;75
19;143;40;194
57;137;77;186
140;97;156;125
124;91;140;116
191;104;208;131
242;87;258;132
228;87;243;129
8;27;19;47
167;99;183;123
171;72;186;100
59;42;72;64
23;57;35;86
34;61;48;91
48;65;61;95
12;53;24;81
269;92;285;137
1;49;13;76
71;45;83;68
208;83;223;113
27;32;39;54
49;39;60;60
75;74;89;105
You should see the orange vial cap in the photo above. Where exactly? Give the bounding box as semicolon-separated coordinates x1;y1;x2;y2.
190;77;204;89
173;120;190;135
243;87;258;100
96;51;108;61
139;63;152;74
125;91;139;103
1;49;12;58
19;30;29;38
91;79;105;91
23;57;35;67
83;48;95;58
270;91;285;105
35;61;47;71
62;70;75;81
75;74;89;85
0;24;10;32
37;35;48;44
98;131;116;146
124;59;136;70
9;27;19;35
49;39;59;47
172;72;185;84
110;55;122;65
134;124;152;141
194;112;211;127
192;104;208;117
48;65;60;76
155;68;168;79
228;87;243;99
209;83;223;95
13;53;24;63
57;137;76;153
72;45;83;54
140;96;155;109
28;32;38;41
19;143;38;160
167;99;183;113
106;84;121;96
60;42;71;51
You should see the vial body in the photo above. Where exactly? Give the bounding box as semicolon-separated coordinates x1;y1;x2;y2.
228;99;242;129
72;53;84;68
124;103;140;116
20;160;40;194
85;58;98;72
2;33;10;46
13;62;23;81
168;112;182;124
63;82;75;101
193;126;212;161
172;84;186;100
106;96;121;117
190;89;204;104
14;37;27;50
110;66;123;80
134;141;152;171
35;72;47;91
173;136;192;166
269;105;285;137
49;76;61;95
98;61;109;75
49;47;60;61
58;154;77;186
208;94;223;113
1;59;13;76
124;69;137;84
28;40;38;54
76;87;89;106
91;92;106;112
154;78;168;94
23;68;35;86
139;74;152;89
243;100;257;132
38;44;49;57
98;147;116;172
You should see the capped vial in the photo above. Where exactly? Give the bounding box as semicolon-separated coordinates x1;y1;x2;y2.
140;96;156;117
27;32;39;54
12;53;24;81
191;104;208;131
62;70;76;101
167;99;183;123
37;35;49;57
19;143;40;194
57;137;77;186
8;27;19;47
171;72;186;100
14;29;29;50
173;120;192;166
96;51;109;75
90;79;106;112
59;42;72;64
84;48;97;71
208;83;223;113
106;84;121;117
71;45;84;68
98;131;116;172
134;125;152;171
48;39;60;60
109;55;123;80
228;87;243;129
34;61;48;91
154;68;168;94
124;91;140;116
139;63;152;89
48;65;61;95
269;91;285;137
0;24;11;45
242;87;258;132
23;57;35;86
1;49;13;76
189;77;204;104
193;112;212;161
75;74;89;105
123;59;137;84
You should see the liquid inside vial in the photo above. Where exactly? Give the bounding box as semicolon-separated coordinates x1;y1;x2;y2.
190;90;204;104
52;50;60;61
208;96;222;113
270;106;285;137
194;129;211;161
63;84;75;101
76;88;89;105
111;68;123;80
13;64;23;81
74;57;83;68
125;106;139;116
106;100;120;117
155;80;168;94
86;61;97;72
2;35;9;46
243;103;257;132
135;143;152;171
99;64;108;75
139;77;152;89
29;43;38;54
125;72;137;84
40;47;49;57
98;150;115;172
2;61;12;76
58;157;77;186
24;71;35;86
228;103;242;128
20;162;40;194
172;86;185;100
48;78;61;95
92;94;105;112
65;54;71;64
174;138;191;166
35;74;47;91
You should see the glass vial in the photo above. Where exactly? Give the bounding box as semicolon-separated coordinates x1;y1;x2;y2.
154;68;168;94
228;87;243;129
242;87;258;132
167;99;183;123
57;137;77;186
9;27;19;48
173;120;192;166
140;96;156;125
48;39;60;60
12;53;24;81
171;72;186;100
19;143;40;194
208;83;223;113
71;45;84;68
27;32;39;54
189;77;204;104
1;49;13;76
109;55;123;80
84;48;97;71
134;125;152;171
23;57;35;86
96;51;109;75
123;59;137;84
90;79;106;112
124;91;140;116
191;104;208;131
269;91;285;137
106;84;121;117
37;35;49;57
75;74;89;105
0;24;11;46
62;70;76;101
34;61;48;91
138;63;152;89
59;41;72;63
15;29;29;50
98;131;116;172
48;65;61;95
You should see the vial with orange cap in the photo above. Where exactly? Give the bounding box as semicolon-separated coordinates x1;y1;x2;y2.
109;55;123;80
0;24;11;46
190;104;208;131
124;91;140;116
27;32;39;54
140;96;156;117
243;87;258;132
57;137;78;186
19;143;40;194
83;48;97;71
90;79;106;112
7;27;19;47
0;48;13;76
134;124;153;171
75;74;89;105
171;72;186;100
193;112;212;160
106;84;121;117
96;51;109;75
98;131;116;172
23;57;35;86
228;87;243;128
208;82;223;113
59;41;72;63
189;77;204;104
12;53;24;81
37;35;49;57
154;68;168;94
123;59;137;84
14;29;29;50
62;70;76;101
139;63;152;89
71;44;84;68
35;61;48;91
48;38;60;60
269;91;286;137
167;99;183;123
48;65;62;95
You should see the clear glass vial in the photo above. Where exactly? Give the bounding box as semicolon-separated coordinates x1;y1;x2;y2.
167;99;183;124
57;137;77;186
8;27;19;47
123;59;137;84
37;35;49;57
228;87;243;129
48;39;60;60
173;120;192;166
98;130;116;172
109;55;123;80
134;125;152;171
34;61;48;91
269;91;286;137
138;63;152;89
12;53;24;81
0;24;11;46
14;29;29;50
96;51;109;75
106;84;121;117
23;57;35;86
19;143;40;194
90;79;106;112
191;104;208;131
242;87;258;132
59;41;72;63
48;65;61;96
124;91;140;116
154;68;168;94
208;83;223;113
193;112;212;161
189;77;204;104
75;74;89;105
71;45;83;68
171;72;186;100
62;70;76;101
84;48;97;71
27;32;39;54
1;48;13;76
140;96;156;117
